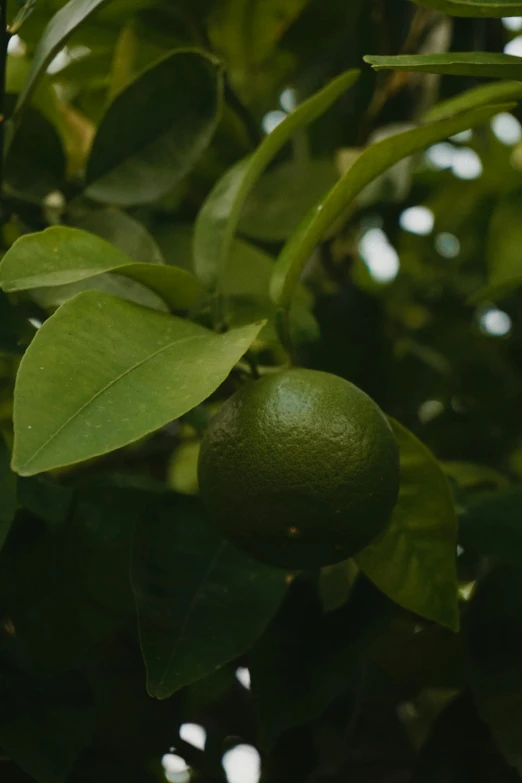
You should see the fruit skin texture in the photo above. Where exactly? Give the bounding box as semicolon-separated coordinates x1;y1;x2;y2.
198;369;400;569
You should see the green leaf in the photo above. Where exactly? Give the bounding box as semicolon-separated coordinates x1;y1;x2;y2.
238;159;339;242
424;81;522;123
12;292;263;475
460;488;522;563
364;53;522;81
131;495;289;699
85;50;223;205
357;420;459;632
193;68;359;288
464;565;522;774
270;103;513;311
0;435;17;552
0;227;204;312
250;575;389;747
15;0;113;114
410;0;522;17
73;209;165;264
0;669;94;783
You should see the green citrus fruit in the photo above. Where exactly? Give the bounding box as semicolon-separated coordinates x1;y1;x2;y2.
198;368;400;569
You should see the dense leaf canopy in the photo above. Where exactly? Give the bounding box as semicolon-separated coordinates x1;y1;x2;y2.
0;1;521;782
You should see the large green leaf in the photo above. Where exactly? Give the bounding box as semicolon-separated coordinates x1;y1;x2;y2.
0;435;17;552
193;68;359;288
85;50;223;205
357;420;459;632
12;292;263;475
270;103;513;312
464;565;522;775
411;0;522;17
364;53;522;81
0;227;203;312
131;494;289;699
15;0;113;114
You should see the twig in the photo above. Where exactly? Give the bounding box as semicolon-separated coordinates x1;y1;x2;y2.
0;0;11;214
358;7;435;143
224;76;262;149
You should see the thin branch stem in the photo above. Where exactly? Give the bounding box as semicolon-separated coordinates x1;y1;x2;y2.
0;0;11;214
275;307;296;367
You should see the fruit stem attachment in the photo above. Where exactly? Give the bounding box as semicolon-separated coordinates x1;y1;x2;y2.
275;306;295;365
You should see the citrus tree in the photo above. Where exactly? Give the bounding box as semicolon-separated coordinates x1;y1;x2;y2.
1;0;522;781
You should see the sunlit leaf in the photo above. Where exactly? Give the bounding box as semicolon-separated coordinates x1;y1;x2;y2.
131;494;288;699
270;103;514;311
0;227;203;312
12;292;263;475
193;68;359;287
357;420;459;632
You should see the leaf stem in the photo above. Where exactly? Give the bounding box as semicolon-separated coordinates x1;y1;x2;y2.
224;76;261;148
275;307;295;366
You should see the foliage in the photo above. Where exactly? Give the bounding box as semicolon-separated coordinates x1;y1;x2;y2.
0;0;520;781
